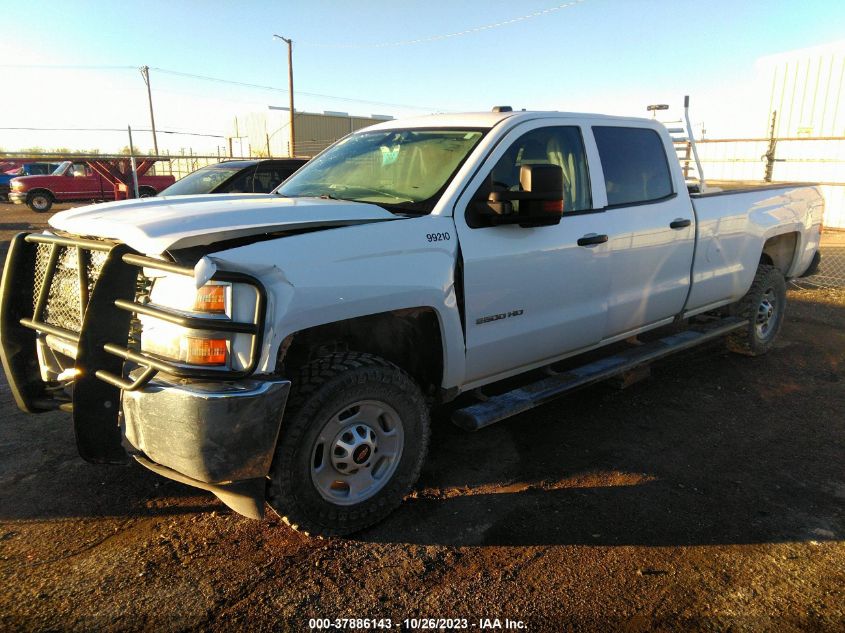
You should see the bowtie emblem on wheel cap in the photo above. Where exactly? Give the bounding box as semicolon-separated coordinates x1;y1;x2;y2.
353;444;371;464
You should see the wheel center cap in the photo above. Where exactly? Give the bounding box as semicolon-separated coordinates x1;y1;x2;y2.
353;445;371;464
330;423;377;473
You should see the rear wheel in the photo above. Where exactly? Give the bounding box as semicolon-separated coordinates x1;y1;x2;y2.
137;186;156;198
27;191;53;213
267;352;430;536
727;264;786;356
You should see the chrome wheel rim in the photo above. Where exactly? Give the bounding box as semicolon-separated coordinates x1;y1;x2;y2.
310;399;404;506
32;195;49;210
755;288;777;338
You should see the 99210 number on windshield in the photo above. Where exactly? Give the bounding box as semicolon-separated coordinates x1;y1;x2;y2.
426;232;451;243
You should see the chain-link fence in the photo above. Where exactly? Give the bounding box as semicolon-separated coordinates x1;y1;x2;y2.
792;232;845;290
687;136;845;290
150;154;249;180
148;140;334;179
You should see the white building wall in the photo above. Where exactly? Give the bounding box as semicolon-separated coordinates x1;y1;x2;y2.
692;42;845;228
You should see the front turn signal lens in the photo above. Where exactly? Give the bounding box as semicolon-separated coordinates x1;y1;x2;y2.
193;284;227;314
185;337;228;365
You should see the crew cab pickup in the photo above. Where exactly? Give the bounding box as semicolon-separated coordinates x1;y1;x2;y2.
8;160;175;212
0;109;823;536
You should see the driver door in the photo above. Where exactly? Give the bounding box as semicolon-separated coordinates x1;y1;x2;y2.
454;122;611;385
65;163;101;199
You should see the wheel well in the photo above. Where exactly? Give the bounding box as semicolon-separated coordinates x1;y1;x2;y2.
277;308;445;396
27;188;53;199
760;232;798;273
138;185;156;195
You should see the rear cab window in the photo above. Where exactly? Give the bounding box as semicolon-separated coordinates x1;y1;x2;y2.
592;126;673;207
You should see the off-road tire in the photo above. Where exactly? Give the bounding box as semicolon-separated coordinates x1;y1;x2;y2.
267;352;430;537
27;191;53;213
727;264;786;356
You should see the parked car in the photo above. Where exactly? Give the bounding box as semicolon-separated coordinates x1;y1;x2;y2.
0;108;823;536
8;160;175;212
159;159;308;196
0;162;61;201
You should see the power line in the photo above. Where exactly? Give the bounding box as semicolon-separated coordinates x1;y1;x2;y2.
299;0;589;49
0;64;135;70
149;67;441;111
1;63;443;111
0;126;225;138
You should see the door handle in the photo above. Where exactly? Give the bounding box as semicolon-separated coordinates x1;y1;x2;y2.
577;233;609;247
669;218;692;229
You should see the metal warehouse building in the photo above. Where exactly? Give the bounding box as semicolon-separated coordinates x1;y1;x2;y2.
697;40;844;228
230;109;392;158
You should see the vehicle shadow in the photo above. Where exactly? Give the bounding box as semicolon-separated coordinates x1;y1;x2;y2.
356;291;845;547
0;291;842;545
0;386;220;521
0;452;220;522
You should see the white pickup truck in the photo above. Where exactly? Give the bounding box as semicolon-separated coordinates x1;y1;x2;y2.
0;108;823;536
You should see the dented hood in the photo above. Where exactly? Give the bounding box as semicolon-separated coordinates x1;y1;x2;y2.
49;193;400;254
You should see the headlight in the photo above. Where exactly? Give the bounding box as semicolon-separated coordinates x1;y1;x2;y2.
10;180;24;190
140;278;234;368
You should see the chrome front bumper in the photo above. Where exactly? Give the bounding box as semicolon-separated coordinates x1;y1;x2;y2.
122;376;291;517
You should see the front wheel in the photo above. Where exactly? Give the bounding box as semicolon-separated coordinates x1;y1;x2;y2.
727;264;787;356
267;352;430;536
27;191;53;213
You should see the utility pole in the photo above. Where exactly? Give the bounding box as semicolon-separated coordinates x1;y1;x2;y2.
127;126;140;199
139;65;159;155
273;34;296;157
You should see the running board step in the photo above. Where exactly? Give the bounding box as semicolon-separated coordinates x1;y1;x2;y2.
452;317;748;431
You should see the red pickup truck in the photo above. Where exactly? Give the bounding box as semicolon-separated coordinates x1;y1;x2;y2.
9;160;175;212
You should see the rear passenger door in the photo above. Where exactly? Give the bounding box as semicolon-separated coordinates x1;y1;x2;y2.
591;125;695;339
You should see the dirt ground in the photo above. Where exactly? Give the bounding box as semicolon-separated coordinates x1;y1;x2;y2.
0;201;843;631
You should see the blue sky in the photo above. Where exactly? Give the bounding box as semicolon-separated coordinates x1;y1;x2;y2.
2;0;844;151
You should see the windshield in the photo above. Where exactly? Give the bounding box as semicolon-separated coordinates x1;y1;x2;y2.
160;165;244;196
276;128;485;213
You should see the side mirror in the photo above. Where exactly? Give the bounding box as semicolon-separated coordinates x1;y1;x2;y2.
483;164;564;227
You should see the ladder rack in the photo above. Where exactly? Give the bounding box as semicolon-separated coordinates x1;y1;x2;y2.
652;96;706;192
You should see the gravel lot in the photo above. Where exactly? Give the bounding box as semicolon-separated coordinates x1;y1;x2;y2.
0;201;843;631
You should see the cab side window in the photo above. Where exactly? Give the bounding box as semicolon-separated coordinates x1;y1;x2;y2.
470;126;591;227
218;166;256;193
592;126;673;206
253;163;296;193
70;163;91;177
